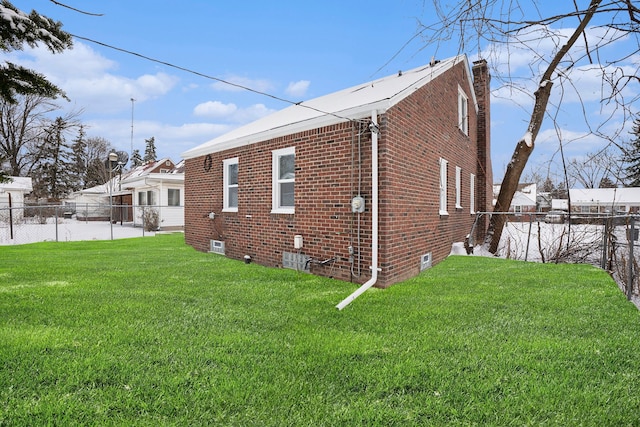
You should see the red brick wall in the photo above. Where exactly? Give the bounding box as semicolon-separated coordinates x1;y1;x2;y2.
185;123;369;283
184;60;490;287
377;60;481;285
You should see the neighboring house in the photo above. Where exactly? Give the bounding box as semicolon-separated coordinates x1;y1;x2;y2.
66;182;112;220
493;182;537;218
120;159;185;230
566;187;640;214
537;191;552;212
181;55;492;287
0;177;33;221
66;158;184;230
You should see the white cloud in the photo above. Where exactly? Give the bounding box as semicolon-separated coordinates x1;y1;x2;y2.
285;80;310;98
84;118;232;161
193;101;238;118
192;101;275;123
5;42;179;114
231;103;275;122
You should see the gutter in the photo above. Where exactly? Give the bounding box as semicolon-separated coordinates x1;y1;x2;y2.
336;110;379;310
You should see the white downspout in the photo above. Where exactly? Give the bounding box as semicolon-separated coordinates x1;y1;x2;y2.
337;110;379;310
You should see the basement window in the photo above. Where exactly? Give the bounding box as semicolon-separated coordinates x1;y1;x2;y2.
223;157;238;212
272;147;295;214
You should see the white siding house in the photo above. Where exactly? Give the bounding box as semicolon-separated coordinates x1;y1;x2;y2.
493;182;537;213
119;159;184;230
65;158;184;229
0;177;33;221
568;188;640;214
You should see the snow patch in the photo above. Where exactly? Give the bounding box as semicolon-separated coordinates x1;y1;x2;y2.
450;242;467;255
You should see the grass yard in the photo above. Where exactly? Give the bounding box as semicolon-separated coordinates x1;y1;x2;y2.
1;233;639;426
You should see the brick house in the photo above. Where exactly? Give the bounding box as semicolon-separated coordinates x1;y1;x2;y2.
182;55;492;288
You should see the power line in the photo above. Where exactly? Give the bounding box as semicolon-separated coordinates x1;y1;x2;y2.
71;34;366;125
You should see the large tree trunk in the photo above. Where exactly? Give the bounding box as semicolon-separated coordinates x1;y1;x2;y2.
485;84;551;253
485;0;602;254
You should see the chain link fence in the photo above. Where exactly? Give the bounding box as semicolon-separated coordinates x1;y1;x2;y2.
472;211;640;306
0;204;163;245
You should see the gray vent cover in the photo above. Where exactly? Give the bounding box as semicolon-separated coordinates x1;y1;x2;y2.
282;251;310;272
209;240;225;255
420;252;432;271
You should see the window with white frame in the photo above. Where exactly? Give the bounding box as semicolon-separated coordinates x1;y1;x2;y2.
168;189;180;206
458;86;469;135
138;190;155;206
470;173;476;214
455;166;462;209
272;147;295;213
223;157;239;212
439;158;448;215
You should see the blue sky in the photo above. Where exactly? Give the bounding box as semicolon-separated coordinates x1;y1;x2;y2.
6;1;640;183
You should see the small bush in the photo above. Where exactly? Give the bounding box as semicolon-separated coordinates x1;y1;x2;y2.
142;207;160;231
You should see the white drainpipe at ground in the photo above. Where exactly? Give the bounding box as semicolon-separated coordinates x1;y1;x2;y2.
336;110;379;310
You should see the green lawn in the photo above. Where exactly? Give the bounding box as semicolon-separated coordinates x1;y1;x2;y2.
1;233;639;426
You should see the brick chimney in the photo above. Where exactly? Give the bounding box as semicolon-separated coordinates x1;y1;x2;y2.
472;59;492;240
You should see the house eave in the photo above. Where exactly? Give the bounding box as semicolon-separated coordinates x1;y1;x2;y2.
181;102;391;159
121;173;184;188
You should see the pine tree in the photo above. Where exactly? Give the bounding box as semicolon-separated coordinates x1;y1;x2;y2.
0;155;9;183
131;149;143;167
143;137;157;163
599;176;616;188
0;1;72;103
624;118;640;187
69;125;87;191
32;117;74;200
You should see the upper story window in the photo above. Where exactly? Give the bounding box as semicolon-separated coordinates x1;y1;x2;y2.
223;157;239;212
439;157;448;216
272;147;295;214
458;86;469;135
168;188;180;206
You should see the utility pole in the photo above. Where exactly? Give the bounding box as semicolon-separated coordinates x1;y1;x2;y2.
130;98;135;155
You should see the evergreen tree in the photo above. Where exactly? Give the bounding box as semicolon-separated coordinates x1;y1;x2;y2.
541;177;556;193
69;125;87;191
32;117;74;200
0;1;72;103
623;118;640;187
143;137;157;163
0;155;9;183
131;149;143;167
599;176;616;188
